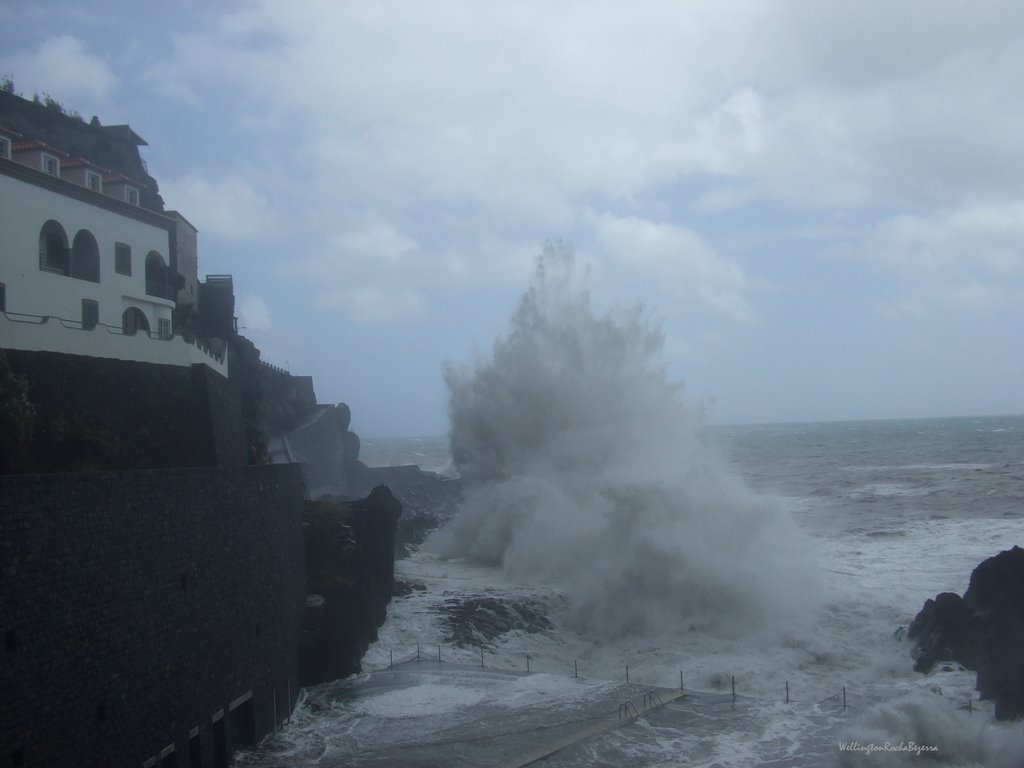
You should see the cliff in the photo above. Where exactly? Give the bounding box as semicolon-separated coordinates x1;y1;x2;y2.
299;486;402;686
908;546;1024;719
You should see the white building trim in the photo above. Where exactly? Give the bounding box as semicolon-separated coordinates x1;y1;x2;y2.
0;312;228;376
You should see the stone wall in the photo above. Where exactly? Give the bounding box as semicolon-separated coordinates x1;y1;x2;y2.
259;364;317;439
2;350;245;472
278;404;361;499
0;463;306;767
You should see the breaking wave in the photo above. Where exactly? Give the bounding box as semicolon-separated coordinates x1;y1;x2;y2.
431;244;819;639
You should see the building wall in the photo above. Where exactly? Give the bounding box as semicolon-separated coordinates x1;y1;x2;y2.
168;211;199;310
0;169;174;332
0;464;307;768
0;313;228;376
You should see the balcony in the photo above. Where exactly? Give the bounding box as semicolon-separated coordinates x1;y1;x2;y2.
145;278;176;301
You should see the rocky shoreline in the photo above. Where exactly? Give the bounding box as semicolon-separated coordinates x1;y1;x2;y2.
907;545;1024;720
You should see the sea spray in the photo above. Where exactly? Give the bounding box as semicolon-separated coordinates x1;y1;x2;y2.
431;244;819;638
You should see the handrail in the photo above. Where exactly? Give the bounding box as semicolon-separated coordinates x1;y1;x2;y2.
642;691;663;709
1;309;225;364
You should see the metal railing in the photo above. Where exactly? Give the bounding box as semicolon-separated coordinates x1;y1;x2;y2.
1;309;225;366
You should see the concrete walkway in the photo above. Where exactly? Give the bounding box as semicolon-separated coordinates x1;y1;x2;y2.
501;687;688;768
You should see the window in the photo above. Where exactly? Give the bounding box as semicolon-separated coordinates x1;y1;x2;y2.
158;318;172;340
145;251;170;299
0;282;5;312
71;230;100;283
115;242;132;276
82;300;99;330
122;307;149;336
42;152;59;177
0;136;10;160
125;186;139;206
86;171;102;192
38;220;70;275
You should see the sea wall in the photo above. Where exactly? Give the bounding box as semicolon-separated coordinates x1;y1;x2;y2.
2;349;247;472
0;464;306;767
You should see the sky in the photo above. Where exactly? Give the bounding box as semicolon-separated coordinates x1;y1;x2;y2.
2;1;1023;437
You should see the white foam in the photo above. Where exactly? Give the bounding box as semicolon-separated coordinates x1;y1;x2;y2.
351;684;490;718
838;691;1024;767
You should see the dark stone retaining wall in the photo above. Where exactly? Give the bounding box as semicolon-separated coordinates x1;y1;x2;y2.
0;463;306;767
3;350;248;473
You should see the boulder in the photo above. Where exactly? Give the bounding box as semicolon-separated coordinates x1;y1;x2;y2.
906;591;971;672
908;546;1024;719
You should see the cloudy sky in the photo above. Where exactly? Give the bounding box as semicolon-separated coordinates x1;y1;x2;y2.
3;1;1022;436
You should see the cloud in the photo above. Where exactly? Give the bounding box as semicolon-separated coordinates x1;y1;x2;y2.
159;172;278;240
329;219;419;265
862;201;1024;316
236;293;272;331
1;35;118;105
591;212;753;321
866;201;1024;273
313;285;427;325
155;2;1024;222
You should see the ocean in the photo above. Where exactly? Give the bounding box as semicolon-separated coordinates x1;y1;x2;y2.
238;416;1024;768
241;253;1023;767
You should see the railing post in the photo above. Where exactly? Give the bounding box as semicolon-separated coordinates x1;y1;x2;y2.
626;665;629;683
390;649;393;669
732;675;736;708
574;659;578;679
680;670;683;691
843;686;846;710
417;642;420;661
785;681;789;704
526;654;530;673
438;645;441;663
480;646;484;669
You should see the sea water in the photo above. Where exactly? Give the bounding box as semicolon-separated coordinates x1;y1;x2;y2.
243;249;1024;767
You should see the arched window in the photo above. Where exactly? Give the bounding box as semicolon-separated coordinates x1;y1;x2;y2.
38;220;69;275
70;230;100;283
122;307;150;336
145;251;170;299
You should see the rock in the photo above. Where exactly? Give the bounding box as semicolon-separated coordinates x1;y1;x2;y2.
299;486;402;686
908;546;1024;720
906;591;970;672
392;577;426;597
440;596;552;647
351;464;462;558
963;546;1024;719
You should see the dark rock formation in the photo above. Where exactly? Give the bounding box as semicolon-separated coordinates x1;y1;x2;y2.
441;596;552;647
393;577;427;597
299;486;402;686
908;546;1024;719
352;464;462;558
907;592;971;672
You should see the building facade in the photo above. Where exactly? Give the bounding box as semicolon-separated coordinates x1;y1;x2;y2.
0;97;225;376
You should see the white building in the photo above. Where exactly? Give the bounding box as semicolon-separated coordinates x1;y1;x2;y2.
0;124;226;376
